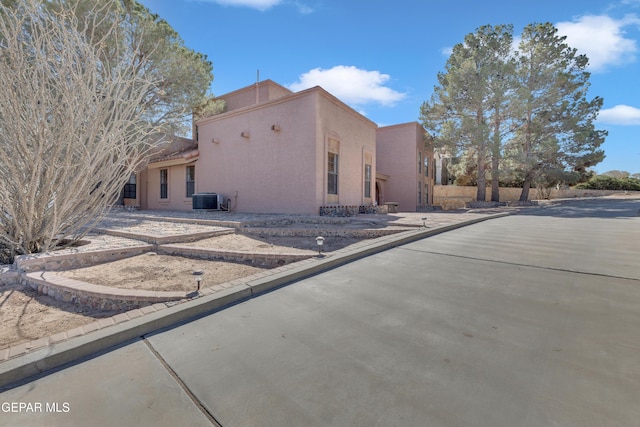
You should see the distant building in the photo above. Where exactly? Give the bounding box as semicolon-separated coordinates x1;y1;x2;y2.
376;122;434;211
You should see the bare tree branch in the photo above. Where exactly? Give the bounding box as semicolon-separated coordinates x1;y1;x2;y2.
0;0;159;263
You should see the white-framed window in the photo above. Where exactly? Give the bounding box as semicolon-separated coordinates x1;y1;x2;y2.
160;169;168;199
364;164;372;198
425;183;429;205
186;165;195;197
328;152;338;195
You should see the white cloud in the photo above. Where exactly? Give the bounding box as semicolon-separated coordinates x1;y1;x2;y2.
195;0;313;12
597;104;640;125
288;65;406;106
198;0;282;11
556;14;640;72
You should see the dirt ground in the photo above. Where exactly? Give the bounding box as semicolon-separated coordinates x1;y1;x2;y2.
57;253;268;292
187;233;365;253
0;234;364;351
0;284;121;350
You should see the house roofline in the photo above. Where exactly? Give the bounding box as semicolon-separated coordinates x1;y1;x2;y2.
312;86;378;128
218;79;292;100
148;147;199;167
196;85;377;129
377;121;424;131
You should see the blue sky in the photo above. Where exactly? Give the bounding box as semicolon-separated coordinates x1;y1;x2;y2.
138;0;640;174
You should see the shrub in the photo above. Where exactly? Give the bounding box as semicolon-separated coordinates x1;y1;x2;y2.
575;175;640;191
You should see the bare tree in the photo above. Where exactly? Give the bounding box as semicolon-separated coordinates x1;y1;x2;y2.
0;0;157;263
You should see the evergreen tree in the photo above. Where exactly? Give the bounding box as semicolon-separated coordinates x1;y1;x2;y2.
420;25;514;202
509;22;606;200
421;22;606;202
34;0;214;135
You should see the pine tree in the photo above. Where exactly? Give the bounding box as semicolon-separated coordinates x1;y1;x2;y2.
509;22;606;201
420;25;514;202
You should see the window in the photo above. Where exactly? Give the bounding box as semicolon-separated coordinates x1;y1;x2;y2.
418;152;422;174
160;169;168;199
418;181;422;205
328;153;338;195
186;165;195;198
123;173;136;199
425;184;429;205
364;164;372;198
424;156;429;177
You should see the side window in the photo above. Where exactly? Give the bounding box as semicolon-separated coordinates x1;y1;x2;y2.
425;183;429;205
160;169;168;199
186;165;195;197
328;152;338;195
364;164;372;198
124;173;136;199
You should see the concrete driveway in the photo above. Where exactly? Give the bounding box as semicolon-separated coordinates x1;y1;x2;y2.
2;197;639;426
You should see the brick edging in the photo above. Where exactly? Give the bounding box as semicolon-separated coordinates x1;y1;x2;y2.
14;244;153;272
157;244;315;267
94;227;234;245
22;272;188;311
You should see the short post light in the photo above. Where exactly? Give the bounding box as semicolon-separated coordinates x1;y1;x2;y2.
193;270;204;292
315;236;325;256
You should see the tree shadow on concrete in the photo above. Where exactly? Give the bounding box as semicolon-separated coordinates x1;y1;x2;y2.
517;197;640;219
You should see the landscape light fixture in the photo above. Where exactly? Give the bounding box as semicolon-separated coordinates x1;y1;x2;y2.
315;236;325;256
193;270;204;291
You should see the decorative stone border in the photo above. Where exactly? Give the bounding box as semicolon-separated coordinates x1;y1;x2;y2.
0;266;18;286
241;216;378;227
158;244;314;268
21;272;188;311
319;205;388;216
14;244;153;273
93;227;234;245
239;227;410;238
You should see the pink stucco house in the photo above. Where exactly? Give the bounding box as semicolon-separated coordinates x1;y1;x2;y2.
376;122;434;211
126;80;433;214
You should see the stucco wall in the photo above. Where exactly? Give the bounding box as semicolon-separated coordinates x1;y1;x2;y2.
196;91;320;214
376;123;433;211
146;163;196;210
315;92;377;208
140;83;382;215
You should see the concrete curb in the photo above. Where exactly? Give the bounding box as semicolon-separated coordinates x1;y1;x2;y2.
0;212;509;389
